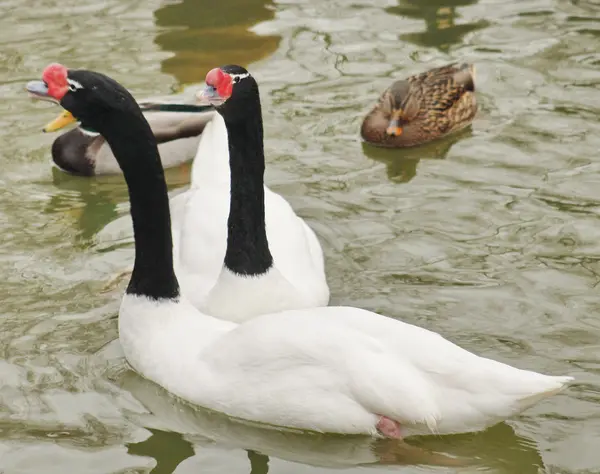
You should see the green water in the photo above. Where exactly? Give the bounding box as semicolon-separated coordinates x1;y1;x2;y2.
1;0;599;472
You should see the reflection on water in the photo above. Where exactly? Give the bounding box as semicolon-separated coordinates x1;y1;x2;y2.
387;0;488;51
120;370;545;474
154;0;281;84
45;168;127;244
44;163;192;244
127;429;194;474
362;128;473;183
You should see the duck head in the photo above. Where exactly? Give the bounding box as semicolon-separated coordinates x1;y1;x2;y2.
381;80;420;138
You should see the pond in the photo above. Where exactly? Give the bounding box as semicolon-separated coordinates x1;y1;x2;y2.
1;0;599;472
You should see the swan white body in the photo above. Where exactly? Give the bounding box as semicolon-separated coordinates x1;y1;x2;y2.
120;293;572;438
170;113;329;322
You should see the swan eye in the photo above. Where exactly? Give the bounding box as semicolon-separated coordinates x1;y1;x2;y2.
67;78;83;92
229;72;250;85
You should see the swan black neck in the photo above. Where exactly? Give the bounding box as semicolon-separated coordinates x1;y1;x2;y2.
100;111;179;300
220;98;273;276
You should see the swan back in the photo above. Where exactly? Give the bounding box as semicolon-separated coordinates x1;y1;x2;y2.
193;307;572;436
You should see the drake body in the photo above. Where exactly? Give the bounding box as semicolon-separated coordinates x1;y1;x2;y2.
47;103;214;176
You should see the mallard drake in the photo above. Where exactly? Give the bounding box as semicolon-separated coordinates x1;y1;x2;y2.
361;63;477;148
43;100;214;176
27;63;571;440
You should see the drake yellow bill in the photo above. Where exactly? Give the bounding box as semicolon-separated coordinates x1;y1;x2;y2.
43;110;78;133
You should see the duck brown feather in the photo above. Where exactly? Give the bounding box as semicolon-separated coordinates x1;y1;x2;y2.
361;63;477;148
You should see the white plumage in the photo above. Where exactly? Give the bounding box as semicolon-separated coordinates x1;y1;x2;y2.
120;293;572;438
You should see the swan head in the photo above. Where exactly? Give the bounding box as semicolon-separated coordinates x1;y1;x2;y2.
26;63;143;136
196;65;259;123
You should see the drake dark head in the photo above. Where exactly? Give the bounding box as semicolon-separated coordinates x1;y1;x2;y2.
26;63;144;135
196;65;260;123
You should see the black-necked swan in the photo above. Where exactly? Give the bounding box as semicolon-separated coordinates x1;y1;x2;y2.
26;64;572;439
80;65;330;322
167;65;329;321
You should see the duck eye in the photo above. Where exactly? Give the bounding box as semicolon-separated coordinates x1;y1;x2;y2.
233;76;240;84
68;83;77;92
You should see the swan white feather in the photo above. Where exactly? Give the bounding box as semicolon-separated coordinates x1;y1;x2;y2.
120;293;572;438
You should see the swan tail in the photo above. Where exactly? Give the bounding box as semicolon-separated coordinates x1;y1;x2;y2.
515;375;573;410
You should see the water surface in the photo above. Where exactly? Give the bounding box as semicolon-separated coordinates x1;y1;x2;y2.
1;0;599;472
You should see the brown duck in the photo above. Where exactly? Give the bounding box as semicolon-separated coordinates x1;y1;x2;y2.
361;63;477;148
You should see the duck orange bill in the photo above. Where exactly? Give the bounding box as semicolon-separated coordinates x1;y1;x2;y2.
43;110;78;133
386;119;403;137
